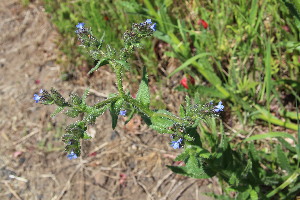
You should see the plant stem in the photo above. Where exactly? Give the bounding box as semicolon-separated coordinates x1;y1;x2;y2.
266;169;300;198
115;65;126;98
93;96;120;109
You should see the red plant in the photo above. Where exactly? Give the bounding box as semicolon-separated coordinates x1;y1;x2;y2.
198;19;208;29
180;75;195;89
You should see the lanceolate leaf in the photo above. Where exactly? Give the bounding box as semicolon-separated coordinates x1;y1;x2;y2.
88;58;109;75
136;66;150;108
109;98;123;129
51;106;64;118
115;60;130;71
244;132;297;143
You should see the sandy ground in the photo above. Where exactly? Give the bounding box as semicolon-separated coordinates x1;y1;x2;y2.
0;1;220;199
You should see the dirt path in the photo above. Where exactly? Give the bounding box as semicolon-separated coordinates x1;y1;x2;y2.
0;1;218;199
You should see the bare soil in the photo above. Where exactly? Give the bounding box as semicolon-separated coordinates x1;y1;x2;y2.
0;1;220;199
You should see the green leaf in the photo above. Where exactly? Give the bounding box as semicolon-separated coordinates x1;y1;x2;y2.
83;132;92;139
250;190;258;200
167;155;215;179
179;104;186;118
229;173;239;186
276;144;292;174
115;60;130;71
277;138;297;153
282;0;300;21
50;88;69;107
109;98;123;129
149;109;178;133
168;53;212;77
136;66;150;108
50;106;64;118
175;150;190;162
88;58;109;74
69;93;82;105
244;132;297;143
65;108;80;118
185;95;191;116
82;88;90;104
84;105;109;125
241;159;253;178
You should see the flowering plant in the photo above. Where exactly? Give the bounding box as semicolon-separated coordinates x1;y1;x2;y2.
34;19;224;159
32;18;300;199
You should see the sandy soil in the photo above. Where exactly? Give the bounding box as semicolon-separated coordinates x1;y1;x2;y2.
0;1;219;199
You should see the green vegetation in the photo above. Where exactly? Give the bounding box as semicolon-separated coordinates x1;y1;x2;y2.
42;0;300;199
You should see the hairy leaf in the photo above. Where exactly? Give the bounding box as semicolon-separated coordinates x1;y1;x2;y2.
88;58;110;75
136;66;150;108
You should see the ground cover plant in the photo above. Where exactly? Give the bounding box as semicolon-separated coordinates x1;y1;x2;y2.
37;0;300;199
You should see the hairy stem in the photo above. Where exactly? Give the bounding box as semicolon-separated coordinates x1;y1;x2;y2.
93;96;120;109
115;65;126;98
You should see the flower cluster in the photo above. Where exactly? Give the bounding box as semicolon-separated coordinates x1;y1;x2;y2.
168;101;225;149
33;88;69;107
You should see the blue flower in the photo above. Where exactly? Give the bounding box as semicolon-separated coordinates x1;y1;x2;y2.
76;22;85;30
33;89;44;103
145;19;152;24
214;101;224;112
119;110;127;116
67;151;78;160
75;22;85;34
170;138;183;149
150;23;157;31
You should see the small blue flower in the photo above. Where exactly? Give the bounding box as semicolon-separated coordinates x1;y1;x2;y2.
170;138;183;149
214;101;224;112
67;151;78;160
150;23;157;31
76;22;85;29
145;19;152;24
33;89;44;103
33;94;41;103
119;110;127;116
75;22;85;34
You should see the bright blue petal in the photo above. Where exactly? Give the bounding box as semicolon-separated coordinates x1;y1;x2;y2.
119;110;127;116
33;94;41;103
214;101;224;112
150;23;157;31
145;19;152;24
76;23;85;29
67;151;78;160
170;138;183;149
